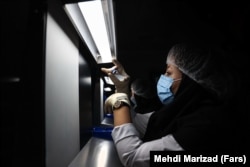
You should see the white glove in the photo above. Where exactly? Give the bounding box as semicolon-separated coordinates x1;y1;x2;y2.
101;59;130;96
104;93;131;114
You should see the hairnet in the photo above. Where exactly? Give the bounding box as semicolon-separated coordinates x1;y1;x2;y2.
166;43;233;100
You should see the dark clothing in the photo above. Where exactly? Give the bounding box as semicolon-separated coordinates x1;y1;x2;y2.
133;94;162;114
143;75;249;151
131;77;163;114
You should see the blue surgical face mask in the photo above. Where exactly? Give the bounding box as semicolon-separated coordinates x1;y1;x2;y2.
157;75;181;105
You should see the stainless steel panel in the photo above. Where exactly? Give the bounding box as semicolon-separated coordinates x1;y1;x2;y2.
69;137;123;167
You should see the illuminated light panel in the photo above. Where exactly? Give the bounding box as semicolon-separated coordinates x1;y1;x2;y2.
78;0;112;63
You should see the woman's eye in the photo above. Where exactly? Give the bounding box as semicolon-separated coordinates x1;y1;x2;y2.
165;72;170;76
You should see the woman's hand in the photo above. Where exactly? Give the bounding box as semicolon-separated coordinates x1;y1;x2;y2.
101;59;130;96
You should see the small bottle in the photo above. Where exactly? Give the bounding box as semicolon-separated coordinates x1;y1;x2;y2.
109;66;125;81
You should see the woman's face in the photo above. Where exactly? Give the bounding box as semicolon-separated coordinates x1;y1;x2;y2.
164;64;182;94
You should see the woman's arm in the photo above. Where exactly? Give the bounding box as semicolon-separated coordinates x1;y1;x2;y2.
113;105;132;126
105;93;184;167
112;123;184;167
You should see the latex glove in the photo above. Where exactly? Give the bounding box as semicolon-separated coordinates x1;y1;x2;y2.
104;93;131;114
101;59;130;96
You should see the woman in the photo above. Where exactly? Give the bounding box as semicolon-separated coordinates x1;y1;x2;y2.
101;43;248;167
